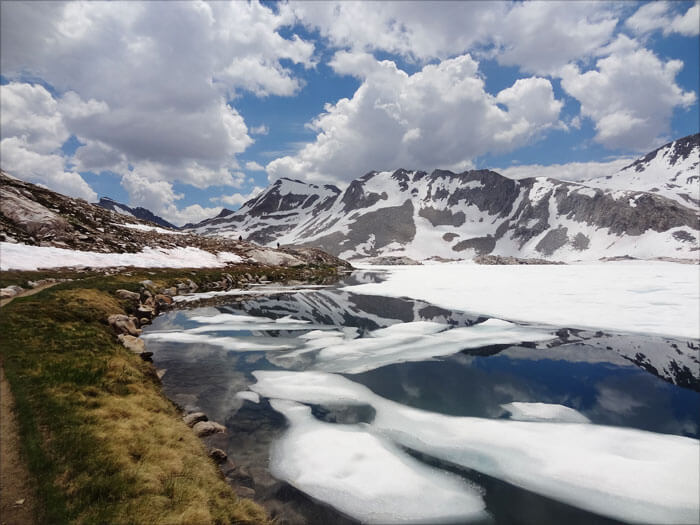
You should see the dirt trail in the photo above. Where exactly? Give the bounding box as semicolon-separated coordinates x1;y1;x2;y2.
1;282;58;308
0;285;55;525
0;365;35;525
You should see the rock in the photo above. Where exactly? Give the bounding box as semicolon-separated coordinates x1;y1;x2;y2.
0;187;70;237
162;287;178;297
192;421;226;437
139;351;153;361
117;334;146;353
183;412;208;427
136;305;154;318
209;448;228;463
108;314;141;336
0;285;24;298
139;280;155;289
156;368;167;380
234;486;255;499
153;294;173;305
115;289;140;301
139;317;150;326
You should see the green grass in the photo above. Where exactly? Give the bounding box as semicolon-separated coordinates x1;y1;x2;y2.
0;265;343;524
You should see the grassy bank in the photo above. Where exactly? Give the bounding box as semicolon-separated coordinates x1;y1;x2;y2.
0;265;343;524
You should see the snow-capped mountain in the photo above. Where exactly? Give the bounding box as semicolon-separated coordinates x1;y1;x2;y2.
97;197;177;230
583;134;699;209
185;136;699;262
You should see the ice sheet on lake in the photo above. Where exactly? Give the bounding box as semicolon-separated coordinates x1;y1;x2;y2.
235;391;260;404
275;318;553;374
140;331;296;351
172;286;330;303
184;313;317;333
269;399;488;524
252;370;700;524
348;262;700;339
501;402;591;423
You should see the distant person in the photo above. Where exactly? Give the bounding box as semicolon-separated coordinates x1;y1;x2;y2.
277;242;280;249
238;235;242;241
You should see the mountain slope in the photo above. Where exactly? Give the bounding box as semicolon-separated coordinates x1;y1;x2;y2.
0;170;350;269
583;133;699;209
185;161;699;262
97;197;178;229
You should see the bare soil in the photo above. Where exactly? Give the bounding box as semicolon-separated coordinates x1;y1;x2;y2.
0;364;35;525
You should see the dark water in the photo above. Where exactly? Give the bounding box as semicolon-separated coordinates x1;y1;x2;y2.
144;272;700;525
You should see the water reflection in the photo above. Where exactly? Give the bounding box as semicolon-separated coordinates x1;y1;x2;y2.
144;274;700;524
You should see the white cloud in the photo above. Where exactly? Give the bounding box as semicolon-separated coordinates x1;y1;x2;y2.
212;186;266;208
120;170;222;226
295;2;619;75
0;1;314;189
560;44;696;150
492;2;618;75
626;1;700;37
249;124;269;136
245;161;265;171
268;54;562;184
497;158;634;182
0;82;97;201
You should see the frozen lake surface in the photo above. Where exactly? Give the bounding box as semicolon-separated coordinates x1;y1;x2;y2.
143;266;700;524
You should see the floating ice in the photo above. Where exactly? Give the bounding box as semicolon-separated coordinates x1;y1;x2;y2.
235;391;260;404
140;331;295;351
268;399;488;524
184;313;318;333
501;402;591;423
348;262;700;339
252;371;700;524
276;319;553;374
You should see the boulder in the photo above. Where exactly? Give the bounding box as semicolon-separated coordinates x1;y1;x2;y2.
154;294;173;306
117;334;146;354
115;289;140;301
136;305;154;318
192;421;226;437
0;285;24;298
108;314;141;336
183;412;208;427
209;448;228;463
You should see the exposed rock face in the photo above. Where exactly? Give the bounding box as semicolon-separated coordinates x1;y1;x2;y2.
183;137;699;262
108;315;141;336
0;171;351;270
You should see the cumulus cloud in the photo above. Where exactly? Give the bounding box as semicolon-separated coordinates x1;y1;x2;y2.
0;1;314;191
249;125;269;136
212;186;266;208
245;161;265;171
496;158;634;182
294;1;618;75
626;1;700;37
560;43;696;150
0;82;96;201
268;54;562;184
120;170;222;226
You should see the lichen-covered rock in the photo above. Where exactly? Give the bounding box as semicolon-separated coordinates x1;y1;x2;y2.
117;334;146;353
192;421;226;437
209;448;228;463
108;314;141;336
115;289;140;301
183;412;208;427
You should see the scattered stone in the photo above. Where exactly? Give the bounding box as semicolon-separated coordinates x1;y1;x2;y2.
0;285;24;298
162;287;178;297
156;368;167;380
139;317;150;326
153;294;173;306
183;412;208;427
474;254;565;265
108;314;141;336
136;305;154;318
234;486;255;499
139;280;155;289
192;421;226;437
117;334;146;354
209;448;228;463
115;289;140;301
139;351;153;361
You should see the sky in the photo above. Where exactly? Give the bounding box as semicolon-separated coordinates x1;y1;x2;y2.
1;1;698;226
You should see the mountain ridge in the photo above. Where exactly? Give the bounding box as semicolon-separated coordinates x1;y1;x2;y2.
186;134;699;262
